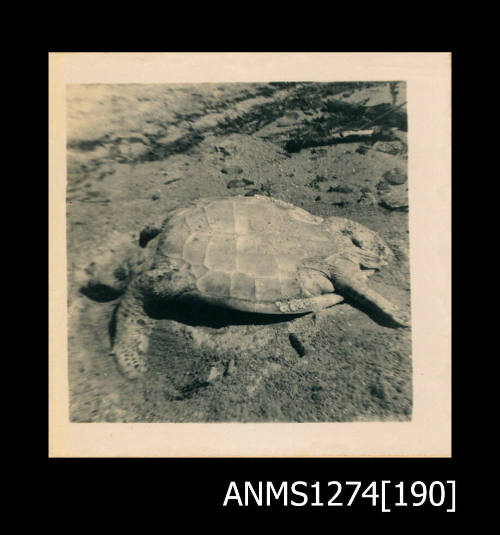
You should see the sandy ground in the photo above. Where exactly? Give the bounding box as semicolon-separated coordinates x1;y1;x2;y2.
66;81;411;422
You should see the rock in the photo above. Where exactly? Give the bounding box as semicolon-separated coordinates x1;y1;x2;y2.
244;189;260;197
163;178;180;185
372;140;405;155
308;175;328;189
358;191;378;206
227;179;254;189
328;184;354;193
311;384;325;403
221;166;244;175
383;168;407;185
214;146;231;156
289;333;306;357
225;359;236;376
369;383;386;400
379;184;408;211
207;365;224;383
390;128;408;144
376;180;391;192
115;140;150;161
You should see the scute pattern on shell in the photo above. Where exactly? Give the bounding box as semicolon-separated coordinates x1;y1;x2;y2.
156;195;334;303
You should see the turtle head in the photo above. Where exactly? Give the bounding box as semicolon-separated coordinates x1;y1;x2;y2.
79;233;145;302
325;216;393;271
80;260;133;302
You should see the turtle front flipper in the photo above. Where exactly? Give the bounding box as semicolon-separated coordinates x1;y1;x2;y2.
328;256;410;328
111;284;154;379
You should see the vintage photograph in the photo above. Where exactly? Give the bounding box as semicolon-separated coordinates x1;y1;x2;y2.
66;80;412;423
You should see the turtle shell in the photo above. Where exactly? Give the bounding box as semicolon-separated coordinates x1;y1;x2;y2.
154;195;339;305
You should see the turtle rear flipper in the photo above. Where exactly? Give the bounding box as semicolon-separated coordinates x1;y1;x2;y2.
328;256;410;328
111;283;154;379
340;281;410;327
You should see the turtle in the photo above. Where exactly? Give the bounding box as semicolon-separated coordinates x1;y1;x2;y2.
82;195;409;379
